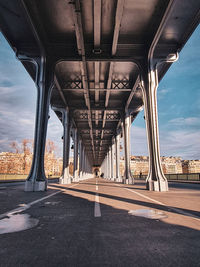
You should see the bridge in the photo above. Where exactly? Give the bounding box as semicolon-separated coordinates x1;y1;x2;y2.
0;0;199;193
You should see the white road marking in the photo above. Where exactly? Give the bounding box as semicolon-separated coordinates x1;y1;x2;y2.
125;188;164;206
115;184;200;222
0;183;79;220
94;193;101;217
94;179;101;217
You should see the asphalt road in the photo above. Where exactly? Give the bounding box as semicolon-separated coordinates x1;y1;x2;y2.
0;178;199;267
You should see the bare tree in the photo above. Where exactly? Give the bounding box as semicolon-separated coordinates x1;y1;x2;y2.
21;139;31;174
10;141;19;154
46;139;56;154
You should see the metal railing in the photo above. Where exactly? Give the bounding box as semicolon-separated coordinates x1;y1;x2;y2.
0;174;60;182
132;173;200;181
165;173;200;181
0;174;27;181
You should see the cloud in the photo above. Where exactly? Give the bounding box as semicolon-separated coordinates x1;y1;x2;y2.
168;117;200;128
157;88;170;100
130;124;200;160
46;109;63;157
130;126;148;156
159;128;200;160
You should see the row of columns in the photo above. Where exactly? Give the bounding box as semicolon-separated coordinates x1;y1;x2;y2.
23;56;168;192
101;131;122;183
60;111;93;184
100;65;168;191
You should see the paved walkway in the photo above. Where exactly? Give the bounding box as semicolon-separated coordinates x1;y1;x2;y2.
0;178;200;267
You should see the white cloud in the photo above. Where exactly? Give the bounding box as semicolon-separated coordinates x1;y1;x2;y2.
130;124;200;160
160;129;200;159
130;126;148;156
169;117;200;127
157;88;170;100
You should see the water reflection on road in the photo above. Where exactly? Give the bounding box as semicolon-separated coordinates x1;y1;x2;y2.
0;213;39;234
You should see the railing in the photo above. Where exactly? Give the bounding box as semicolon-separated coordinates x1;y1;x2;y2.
165;173;200;181
0;174;27;181
132;173;200;181
0;174;60;182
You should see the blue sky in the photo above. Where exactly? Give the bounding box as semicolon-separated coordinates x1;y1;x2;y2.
131;24;200;159
0;25;199;160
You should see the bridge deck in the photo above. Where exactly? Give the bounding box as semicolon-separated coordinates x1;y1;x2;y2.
0;179;199;266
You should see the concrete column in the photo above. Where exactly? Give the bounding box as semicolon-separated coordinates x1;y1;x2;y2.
122;113;132;184
141;64;168;191
60;109;71;184
106;152;109;179
101;160;104;178
111;138;115;181
115;132;121;182
82;148;85;179
25;58;54;191
79;140;83;180
109;147;112;180
110;143;114;180
103;156;105;178
73;128;79;182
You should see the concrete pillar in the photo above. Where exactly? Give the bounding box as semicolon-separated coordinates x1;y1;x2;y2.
110;143;114;180
122;113;132;184
101;160;104;177
109;148;112;180
73;128;79;182
25;58;54;191
115;132;121;182
60;109;71;184
107;152;109;179
79;140;83;180
82;148;85;179
141;64;168;191
111;138;115;181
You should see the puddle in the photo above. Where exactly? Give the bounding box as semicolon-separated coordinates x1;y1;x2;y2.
0;214;39;234
128;209;167;219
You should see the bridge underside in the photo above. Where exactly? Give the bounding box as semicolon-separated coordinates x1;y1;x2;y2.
0;0;199;191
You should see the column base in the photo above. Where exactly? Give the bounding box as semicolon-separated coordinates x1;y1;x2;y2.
123;179;129;184
72;177;79;182
25;180;47;192
123;178;134;184
59;177;71;184
128;178;134;184
146;180;168;192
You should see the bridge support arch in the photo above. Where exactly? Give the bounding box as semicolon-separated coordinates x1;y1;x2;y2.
115;132;121;182
25;58;54;191
141;65;168;192
122;113;132;184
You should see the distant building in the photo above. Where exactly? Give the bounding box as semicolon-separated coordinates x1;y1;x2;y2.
161;156;182;174
0;151;63;176
182;160;200;173
0;152;200;177
120;156;197;177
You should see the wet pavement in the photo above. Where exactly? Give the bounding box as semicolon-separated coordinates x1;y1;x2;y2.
0;178;200;267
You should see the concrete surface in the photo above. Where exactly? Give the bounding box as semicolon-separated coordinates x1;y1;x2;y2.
0;178;200;267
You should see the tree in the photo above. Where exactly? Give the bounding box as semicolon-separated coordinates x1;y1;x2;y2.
46;139;56;154
10;141;19;154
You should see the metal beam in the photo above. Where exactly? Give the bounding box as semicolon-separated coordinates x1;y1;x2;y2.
100;0;125;159
63;88;131;92
93;0;102;144
125;76;140;112
71;0;95;160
